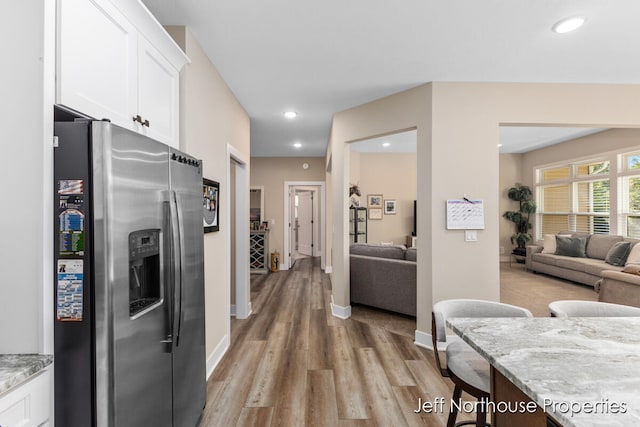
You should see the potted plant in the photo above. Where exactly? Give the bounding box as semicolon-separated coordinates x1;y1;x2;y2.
503;183;537;258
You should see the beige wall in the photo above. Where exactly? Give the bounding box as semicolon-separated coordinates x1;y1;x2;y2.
521;128;640;242
350;152;417;244
522;128;640;188
329;82;640;337
499;154;523;259
166;27;250;368
249;157;326;257
328;85;432;325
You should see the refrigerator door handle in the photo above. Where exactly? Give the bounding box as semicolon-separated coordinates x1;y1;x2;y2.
162;199;174;351
170;191;185;347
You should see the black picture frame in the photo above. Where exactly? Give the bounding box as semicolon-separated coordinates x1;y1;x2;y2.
203;178;220;232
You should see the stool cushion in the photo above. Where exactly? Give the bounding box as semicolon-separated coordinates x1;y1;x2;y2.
446;340;490;394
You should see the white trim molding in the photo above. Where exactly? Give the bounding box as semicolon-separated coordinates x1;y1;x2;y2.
227;144;251;324
206;334;230;380
324;265;332;274
330;295;351;319
414;330;434;350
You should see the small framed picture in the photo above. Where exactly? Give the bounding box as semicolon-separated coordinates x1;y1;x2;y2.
384;199;396;215
368;208;383;220
203;178;220;233
367;194;383;208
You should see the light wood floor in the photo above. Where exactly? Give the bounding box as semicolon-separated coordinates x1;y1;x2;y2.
201;258;598;426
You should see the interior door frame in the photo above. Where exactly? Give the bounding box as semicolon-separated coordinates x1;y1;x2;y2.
283;181;325;270
227;144;251;321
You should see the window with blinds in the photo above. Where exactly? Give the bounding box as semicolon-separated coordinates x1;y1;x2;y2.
536;160;610;238
621;152;640;238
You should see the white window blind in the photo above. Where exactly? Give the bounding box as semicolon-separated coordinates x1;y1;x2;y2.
536;160;610;238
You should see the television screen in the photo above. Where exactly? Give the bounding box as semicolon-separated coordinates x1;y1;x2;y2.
412;200;417;236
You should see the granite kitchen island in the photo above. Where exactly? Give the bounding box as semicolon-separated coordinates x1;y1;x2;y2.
446;317;640;427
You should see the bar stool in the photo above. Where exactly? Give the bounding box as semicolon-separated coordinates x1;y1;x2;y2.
549;300;640;317
432;299;533;427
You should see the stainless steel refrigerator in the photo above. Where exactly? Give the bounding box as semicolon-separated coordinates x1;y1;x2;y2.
54;117;206;427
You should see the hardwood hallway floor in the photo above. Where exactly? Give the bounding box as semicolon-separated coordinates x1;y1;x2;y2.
202;257;461;427
202;259;599;426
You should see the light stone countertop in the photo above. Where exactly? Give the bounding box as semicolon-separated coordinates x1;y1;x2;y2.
446;317;640;427
0;354;53;395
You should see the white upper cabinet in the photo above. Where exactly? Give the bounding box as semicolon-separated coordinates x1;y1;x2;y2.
136;35;179;145
57;0;137;127
57;0;188;148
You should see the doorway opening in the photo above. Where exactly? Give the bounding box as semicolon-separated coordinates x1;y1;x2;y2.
291;187;318;266
283;181;326;270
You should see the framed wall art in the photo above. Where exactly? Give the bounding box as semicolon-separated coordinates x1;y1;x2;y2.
367;194;383;208
203;178;220;232
384;199;397;215
368;208;383;220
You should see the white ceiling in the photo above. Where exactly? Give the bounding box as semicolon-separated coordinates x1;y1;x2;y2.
499;127;607;154
142;0;640;157
351;130;417;153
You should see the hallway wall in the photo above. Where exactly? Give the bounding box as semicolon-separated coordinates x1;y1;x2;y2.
167;26;250;371
328;82;640;339
250;157;325;257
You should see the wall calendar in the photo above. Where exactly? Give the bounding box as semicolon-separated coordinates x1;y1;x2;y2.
446;199;485;230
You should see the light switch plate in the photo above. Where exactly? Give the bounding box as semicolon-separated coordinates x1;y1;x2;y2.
465;230;478;242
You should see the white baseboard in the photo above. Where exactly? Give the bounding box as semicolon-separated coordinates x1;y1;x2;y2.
206;333;230;380
330;295;351;319
324;265;332;274
233;301;253;319
414;329;434;350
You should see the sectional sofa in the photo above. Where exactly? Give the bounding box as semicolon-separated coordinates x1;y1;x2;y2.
349;243;416;316
526;233;640;287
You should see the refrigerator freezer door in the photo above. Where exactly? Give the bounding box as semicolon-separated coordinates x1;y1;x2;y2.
169;149;206;427
92;122;173;427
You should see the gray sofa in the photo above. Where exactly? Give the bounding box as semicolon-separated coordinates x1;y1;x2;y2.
597;269;640;308
349;243;416;316
526;233;639;287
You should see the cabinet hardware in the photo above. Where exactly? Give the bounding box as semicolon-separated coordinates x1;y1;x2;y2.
133;115;150;127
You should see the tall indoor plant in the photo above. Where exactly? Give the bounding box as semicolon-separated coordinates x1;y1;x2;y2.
503;183;537;257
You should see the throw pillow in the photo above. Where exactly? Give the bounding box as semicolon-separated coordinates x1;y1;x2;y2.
622;264;640;275
626;243;640;266
605;241;632;266
541;234;557;254
541;233;572;254
555;235;587;258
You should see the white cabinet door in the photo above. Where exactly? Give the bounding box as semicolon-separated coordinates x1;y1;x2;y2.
0;369;51;427
136;36;179;147
57;0;137;129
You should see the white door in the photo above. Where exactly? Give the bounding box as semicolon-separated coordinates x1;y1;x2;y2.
297;191;314;256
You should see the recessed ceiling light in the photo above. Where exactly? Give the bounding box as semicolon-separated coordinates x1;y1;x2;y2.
497;144;503;148
382;142;391;147
293;142;302;148
552;16;586;34
284;111;297;119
